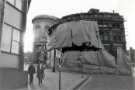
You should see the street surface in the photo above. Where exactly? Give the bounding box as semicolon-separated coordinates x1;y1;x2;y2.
79;75;134;90
14;69;86;90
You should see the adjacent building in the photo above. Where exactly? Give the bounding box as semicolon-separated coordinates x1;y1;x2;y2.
32;15;59;66
129;47;135;63
0;0;31;89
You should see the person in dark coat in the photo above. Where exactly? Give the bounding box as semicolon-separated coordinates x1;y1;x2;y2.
77;55;84;78
28;63;35;85
36;64;45;86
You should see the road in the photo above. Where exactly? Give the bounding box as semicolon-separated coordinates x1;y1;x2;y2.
79;75;134;90
15;69;86;90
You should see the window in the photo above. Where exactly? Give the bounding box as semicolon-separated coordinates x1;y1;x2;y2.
100;35;103;41
108;24;112;27
120;24;124;28
7;0;23;10
1;1;22;55
99;24;103;27
1;24;12;52
15;0;23;10
112;23;120;28
4;4;22;29
7;0;15;5
118;36;122;41
103;24;107;27
104;35;109;41
1;24;20;54
113;35;122;42
11;29;20;54
113;36;117;41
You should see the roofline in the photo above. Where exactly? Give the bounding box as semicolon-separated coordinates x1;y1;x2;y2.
32;15;59;23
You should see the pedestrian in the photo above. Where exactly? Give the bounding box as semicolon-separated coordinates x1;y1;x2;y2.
36;64;45;86
28;63;36;85
78;55;84;78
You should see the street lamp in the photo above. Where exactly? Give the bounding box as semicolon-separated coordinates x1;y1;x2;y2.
58;52;63;90
52;49;56;72
52;48;63;90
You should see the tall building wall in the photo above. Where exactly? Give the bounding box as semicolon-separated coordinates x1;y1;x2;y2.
0;0;4;46
0;0;30;89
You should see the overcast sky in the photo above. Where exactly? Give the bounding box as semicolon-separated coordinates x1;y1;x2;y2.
24;0;135;52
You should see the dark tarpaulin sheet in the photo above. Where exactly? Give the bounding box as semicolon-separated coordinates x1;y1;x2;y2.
48;20;102;49
116;47;131;74
97;49;116;67
62;50;116;68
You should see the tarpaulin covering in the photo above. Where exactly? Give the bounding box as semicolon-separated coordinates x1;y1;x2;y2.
62;51;99;66
48;20;117;68
116;47;131;74
117;47;131;66
48;20;103;49
98;49;116;67
62;50;116;68
82;51;100;65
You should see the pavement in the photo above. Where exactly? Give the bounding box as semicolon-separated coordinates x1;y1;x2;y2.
14;69;88;90
76;75;135;90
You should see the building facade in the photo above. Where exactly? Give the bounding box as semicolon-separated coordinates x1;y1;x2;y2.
60;9;126;57
0;0;30;89
129;47;135;63
32;15;59;66
89;9;126;57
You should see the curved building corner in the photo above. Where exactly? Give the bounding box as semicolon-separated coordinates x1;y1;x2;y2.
32;15;59;68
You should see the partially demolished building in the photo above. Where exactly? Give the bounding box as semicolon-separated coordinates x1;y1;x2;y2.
48;10;131;75
60;9;126;57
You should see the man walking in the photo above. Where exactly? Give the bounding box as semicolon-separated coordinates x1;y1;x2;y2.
78;55;84;78
28;63;36;85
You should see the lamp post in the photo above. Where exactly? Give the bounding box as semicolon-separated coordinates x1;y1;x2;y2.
43;41;47;64
58;54;63;90
52;49;56;72
39;37;47;64
59;62;61;90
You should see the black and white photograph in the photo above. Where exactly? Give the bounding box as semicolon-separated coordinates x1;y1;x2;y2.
0;0;135;90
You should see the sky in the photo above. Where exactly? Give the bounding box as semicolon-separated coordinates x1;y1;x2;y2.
24;0;135;52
